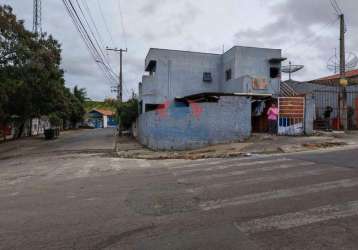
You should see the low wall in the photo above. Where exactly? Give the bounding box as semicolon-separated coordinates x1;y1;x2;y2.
138;96;251;150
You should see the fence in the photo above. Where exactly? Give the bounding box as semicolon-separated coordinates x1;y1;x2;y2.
313;87;358;130
278;97;305;136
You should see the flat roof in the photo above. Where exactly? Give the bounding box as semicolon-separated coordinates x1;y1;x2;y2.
148;48;221;56
147;45;282;58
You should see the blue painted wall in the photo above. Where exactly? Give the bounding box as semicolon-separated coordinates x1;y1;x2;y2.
138;96;251;150
107;116;118;127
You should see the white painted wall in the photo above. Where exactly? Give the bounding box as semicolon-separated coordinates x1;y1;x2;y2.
103;115;108;128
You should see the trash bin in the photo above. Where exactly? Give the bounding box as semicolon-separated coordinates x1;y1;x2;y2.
44;129;55;140
44;128;60;140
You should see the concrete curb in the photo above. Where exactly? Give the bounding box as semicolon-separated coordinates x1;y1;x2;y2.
115;139;358;161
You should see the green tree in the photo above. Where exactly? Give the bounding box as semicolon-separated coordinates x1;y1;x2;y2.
0;5;87;136
67;87;86;127
73;86;87;104
117;98;139;130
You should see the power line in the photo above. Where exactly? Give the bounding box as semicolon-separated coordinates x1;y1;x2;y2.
96;0;115;46
283;16;339;52
66;11;115;85
80;0;109;55
330;0;343;15
62;0;118;85
74;0;112;70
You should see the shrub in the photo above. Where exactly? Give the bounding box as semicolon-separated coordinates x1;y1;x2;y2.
117;98;138;130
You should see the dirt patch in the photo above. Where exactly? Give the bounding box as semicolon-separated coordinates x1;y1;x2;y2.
126;184;200;216
302;142;347;149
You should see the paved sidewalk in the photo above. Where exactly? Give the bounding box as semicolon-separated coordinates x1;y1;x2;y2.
116;131;358;160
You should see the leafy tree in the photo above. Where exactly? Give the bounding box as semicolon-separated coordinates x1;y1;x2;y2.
73;86;87;104
0;5;86;137
48;113;62;127
117;98;139;130
67;87;86;127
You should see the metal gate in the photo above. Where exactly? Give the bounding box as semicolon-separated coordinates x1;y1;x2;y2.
313;86;358;130
278;97;305;135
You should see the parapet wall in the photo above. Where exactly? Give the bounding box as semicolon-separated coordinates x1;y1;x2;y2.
138;96;251;150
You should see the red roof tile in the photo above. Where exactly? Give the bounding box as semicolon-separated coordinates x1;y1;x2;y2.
315;69;358;81
92;109;115;116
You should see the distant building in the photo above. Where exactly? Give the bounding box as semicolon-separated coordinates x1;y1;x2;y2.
87;109;117;128
311;69;358;86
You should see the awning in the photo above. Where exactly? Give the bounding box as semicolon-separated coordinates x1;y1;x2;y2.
175;92;273;103
269;58;287;64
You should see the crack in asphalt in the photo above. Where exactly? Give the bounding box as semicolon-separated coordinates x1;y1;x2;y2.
93;224;156;249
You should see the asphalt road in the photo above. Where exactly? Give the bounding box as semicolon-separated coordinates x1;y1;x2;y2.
1;129;358;249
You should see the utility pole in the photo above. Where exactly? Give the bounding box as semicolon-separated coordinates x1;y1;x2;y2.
106;48;127;102
33;0;42;34
339;14;348;130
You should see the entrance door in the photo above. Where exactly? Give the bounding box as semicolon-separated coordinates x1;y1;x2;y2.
278;97;305;135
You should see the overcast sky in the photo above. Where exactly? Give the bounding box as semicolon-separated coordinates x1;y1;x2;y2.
3;0;357;100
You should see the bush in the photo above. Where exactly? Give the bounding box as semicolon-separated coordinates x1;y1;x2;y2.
117;98;138;130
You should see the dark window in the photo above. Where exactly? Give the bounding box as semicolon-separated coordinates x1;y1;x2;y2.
139;101;143;114
203;72;212;82
225;69;232;81
146;60;157;76
150;63;156;76
145;104;160;112
270;67;280;78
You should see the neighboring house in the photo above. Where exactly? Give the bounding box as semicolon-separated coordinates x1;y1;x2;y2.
137;46;292;150
87;109;117;128
285;69;358;130
311;69;358;85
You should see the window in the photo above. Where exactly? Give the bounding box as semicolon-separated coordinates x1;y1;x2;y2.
225;69;232;81
203;72;212;82
145;60;157;76
145;104;160;112
139;101;143;114
270;67;280;78
149;62;156;76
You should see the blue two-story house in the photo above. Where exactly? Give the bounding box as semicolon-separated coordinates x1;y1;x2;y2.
137;46;286;150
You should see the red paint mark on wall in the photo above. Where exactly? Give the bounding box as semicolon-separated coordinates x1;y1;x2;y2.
154;100;204;119
189;101;204;119
156;100;171;118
